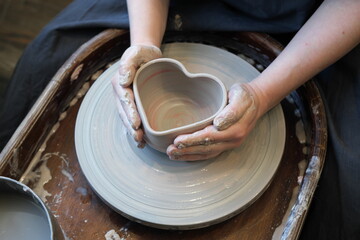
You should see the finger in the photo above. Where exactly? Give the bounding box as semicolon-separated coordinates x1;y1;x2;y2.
174;126;218;149
117;63;136;87
118;45;162;87
167;140;240;161
120;87;141;130
167;145;222;161
174;125;238;149
114;94;145;147
214;84;254;131
169;139;240;156
112;78;141;129
173;119;252;151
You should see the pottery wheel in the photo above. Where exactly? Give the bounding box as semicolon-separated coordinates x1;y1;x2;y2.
75;43;286;229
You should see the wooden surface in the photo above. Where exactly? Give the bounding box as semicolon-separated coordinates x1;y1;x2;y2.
0;30;327;240
40;89;304;240
0;0;72;104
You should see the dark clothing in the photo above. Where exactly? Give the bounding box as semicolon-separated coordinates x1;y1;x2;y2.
0;0;129;149
0;1;359;239
167;0;317;32
302;47;360;240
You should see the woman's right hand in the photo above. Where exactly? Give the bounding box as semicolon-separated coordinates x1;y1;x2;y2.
111;45;162;147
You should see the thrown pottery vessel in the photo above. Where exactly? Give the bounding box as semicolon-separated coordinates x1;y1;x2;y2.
75;43;286;229
133;58;227;152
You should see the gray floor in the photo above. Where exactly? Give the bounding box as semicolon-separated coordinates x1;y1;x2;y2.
0;0;72;106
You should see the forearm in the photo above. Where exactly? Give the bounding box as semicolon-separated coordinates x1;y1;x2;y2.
250;0;360;116
126;0;169;47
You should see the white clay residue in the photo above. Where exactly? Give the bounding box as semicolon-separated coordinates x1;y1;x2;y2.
53;191;63;205
285;95;294;104
119;225;130;238
105;230;121;240
297;159;308;185
174;14;183;30
19;124;58;202
255;63;264;72
69;98;77;107
58;112;68;121
272;185;300;240
302;146;309;155
17;78;84;200
295;120;306;144
272;159;308;239
104;222;132;240
106;62;115;69
237;53;256;66
61;169;74;182
70;64;84;82
91;70;104;81
9;148;21;177
69;82;90;107
19;100;72;202
245;57;255;66
20;150;73;203
75;187;87;196
312;103;320;115
237;53;246;60
31;159;52;202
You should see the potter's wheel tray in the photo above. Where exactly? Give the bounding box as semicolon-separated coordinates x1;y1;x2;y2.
75;43;286;229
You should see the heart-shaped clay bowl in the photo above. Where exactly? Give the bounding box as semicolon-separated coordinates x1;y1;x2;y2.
133;58;227;153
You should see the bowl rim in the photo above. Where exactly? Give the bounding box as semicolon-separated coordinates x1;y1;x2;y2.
133;58;227;136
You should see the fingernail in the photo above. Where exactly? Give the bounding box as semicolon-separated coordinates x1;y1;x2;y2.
214;117;231;131
213;116;223;127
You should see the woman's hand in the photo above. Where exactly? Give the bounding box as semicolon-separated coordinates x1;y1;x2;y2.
111;45;162;147
166;83;262;161
166;0;360;161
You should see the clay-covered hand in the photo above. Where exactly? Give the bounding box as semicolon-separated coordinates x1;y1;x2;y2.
167;83;261;161
111;45;162;147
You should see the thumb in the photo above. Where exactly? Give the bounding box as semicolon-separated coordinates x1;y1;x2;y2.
118;45;162;87
214;84;253;131
118;63;137;87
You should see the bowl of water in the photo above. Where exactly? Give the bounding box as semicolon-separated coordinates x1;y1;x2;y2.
0;176;64;240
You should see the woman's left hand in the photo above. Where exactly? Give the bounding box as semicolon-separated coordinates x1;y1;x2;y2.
166;83;262;161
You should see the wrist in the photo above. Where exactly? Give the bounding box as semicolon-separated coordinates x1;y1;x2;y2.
127;0;169;50
131;40;162;49
130;43;161;53
245;81;272;119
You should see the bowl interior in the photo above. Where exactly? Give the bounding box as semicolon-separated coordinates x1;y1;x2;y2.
0;178;52;239
136;61;225;132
